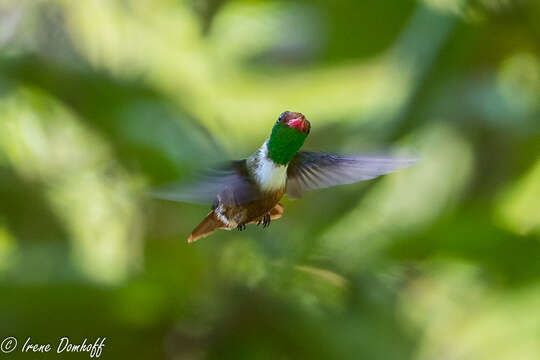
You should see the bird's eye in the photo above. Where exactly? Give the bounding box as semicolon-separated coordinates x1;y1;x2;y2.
278;111;288;122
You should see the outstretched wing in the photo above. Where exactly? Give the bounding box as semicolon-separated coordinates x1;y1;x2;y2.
286;151;416;198
151;160;259;205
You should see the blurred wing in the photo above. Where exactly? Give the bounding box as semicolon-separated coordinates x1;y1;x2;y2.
150;160;259;205
286;151;417;198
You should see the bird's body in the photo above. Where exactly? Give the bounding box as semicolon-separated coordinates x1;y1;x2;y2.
153;111;416;242
190;140;292;242
213;143;287;225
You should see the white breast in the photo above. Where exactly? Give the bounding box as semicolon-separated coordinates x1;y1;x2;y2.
252;142;288;191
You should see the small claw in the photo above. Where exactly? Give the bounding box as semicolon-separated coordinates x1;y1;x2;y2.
263;213;271;228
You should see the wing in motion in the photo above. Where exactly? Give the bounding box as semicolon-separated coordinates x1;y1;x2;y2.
286;151;417;198
150;160;259;205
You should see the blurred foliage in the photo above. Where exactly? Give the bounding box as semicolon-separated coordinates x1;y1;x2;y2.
0;0;539;359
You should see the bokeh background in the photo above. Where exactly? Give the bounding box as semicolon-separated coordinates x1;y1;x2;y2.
1;0;540;358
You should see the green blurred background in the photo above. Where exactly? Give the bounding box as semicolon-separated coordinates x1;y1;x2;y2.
0;0;540;358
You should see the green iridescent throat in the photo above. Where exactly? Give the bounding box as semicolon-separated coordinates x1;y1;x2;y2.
266;123;307;165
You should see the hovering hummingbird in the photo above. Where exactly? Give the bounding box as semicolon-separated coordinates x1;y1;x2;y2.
154;111;415;243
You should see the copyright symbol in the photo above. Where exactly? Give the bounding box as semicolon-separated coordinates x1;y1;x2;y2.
1;337;17;353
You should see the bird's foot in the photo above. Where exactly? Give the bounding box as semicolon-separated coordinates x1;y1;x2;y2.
236;223;246;231
262;213;271;228
255;213;271;228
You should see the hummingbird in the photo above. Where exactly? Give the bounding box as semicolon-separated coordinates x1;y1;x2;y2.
154;111;415;243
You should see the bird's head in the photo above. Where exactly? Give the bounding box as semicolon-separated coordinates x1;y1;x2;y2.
267;111;311;165
276;111;311;134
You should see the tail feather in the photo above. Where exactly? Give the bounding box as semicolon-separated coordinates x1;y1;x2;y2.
187;211;227;243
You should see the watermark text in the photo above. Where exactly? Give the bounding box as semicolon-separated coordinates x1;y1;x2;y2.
1;336;106;357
